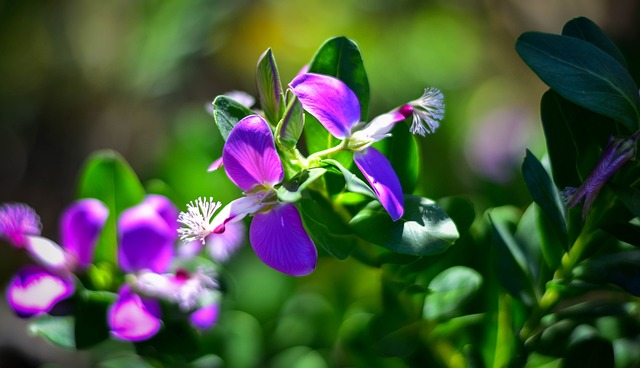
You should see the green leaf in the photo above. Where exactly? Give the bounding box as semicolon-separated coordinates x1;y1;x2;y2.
212;95;254;140
77;150;145;265
308;36;370;120
562;17;627;68
564;335;614;368
516;32;640;132
276;95;304;149
74;290;117;349
488;206;536;305
423;266;482;321
28;316;76;349
299;191;356;259
256;48;284;125
380;122;420;194
277;168;326;203
437;196;476;236
350;195;458;256
321;159;376;199
522;150;568;247
98;355;155;368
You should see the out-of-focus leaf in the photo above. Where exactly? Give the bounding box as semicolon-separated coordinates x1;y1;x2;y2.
322;159;375;199
77;150;145;265
602;222;640;247
522;150;567;248
614;187;640;218
562;17;627;68
98;355;155;368
514;204;546;286
212;95;254;140
437;196;476;237
135;319;200;362
75;290;117;349
269;346;327;368
308;36;370;120
277;168;326;203
189;355;223;368
578;251;640;296
350;195;458;256
563;335;614;368
28;316;75;349
423;266;482;321
299;191;356;259
256;48;284;125
488;206;536;305
217;311;263;368
276;95;304;149
516;32;640;132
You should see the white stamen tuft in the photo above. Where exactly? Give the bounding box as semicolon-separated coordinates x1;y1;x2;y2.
409;87;445;137
178;197;222;244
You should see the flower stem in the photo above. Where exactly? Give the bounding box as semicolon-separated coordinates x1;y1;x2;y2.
307;140;348;162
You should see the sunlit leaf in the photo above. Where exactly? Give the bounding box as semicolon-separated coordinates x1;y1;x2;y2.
516;32;640;132
350;195;458;256
322;159;375;199
277;168;326;203
423;266;482;321
256;48;284;125
212;95;254;140
77;150;145;265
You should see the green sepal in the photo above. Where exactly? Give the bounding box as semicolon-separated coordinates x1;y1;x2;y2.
256;48;284;126
275;95;304;150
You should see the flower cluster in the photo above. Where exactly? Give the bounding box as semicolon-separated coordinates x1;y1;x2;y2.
0;194;243;342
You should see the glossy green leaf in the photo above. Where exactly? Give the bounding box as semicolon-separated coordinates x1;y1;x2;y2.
299;190;356;259
28;316;76;349
276;95;304;149
350;195;458;256
522;150;568;247
437;196;476;237
212;95;254;140
277;168;326;203
562;17;627;68
256;48;284;125
308;36;370;120
488;206;536;305
423;266;482;321
321;159;375;199
516;32;640;132
77;150;145;265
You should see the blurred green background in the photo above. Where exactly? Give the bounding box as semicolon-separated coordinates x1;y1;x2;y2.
1;0;638;366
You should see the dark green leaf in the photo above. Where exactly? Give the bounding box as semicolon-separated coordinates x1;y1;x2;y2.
579;251;640;296
77;150;145;265
562;17;627;68
350;195;458;256
602;222;640;247
98;355;155;368
212;95;254;140
256;48;284;125
299;191;356;259
308;36;370;120
516;32;640;132
28;316;76;349
277;168;326;203
563;335;614;368
488;206;536;305
437;196;476;237
276;95;304;149
321;159;375;199
522;150;568;247
423;266;482;321
74;290;116;349
613;187;640;218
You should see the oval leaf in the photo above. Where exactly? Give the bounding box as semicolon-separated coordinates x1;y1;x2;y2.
516;32;640;132
350;195;458;256
423;266;482;321
212;95;254;140
562;17;627;68
276;95;304;149
28;316;76;349
77;150;145;265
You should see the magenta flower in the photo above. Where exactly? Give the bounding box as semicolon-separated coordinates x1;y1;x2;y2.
108;285;162;342
2;200;108;317
290;73;445;221
0;203;42;248
182;115;317;276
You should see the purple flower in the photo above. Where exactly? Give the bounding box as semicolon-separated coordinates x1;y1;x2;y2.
562;134;638;220
181;115;317;276
108;285;162;342
0;203;42;248
289;73;445;221
2;199;108;317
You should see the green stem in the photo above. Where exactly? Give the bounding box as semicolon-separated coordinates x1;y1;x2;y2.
307;140;348;161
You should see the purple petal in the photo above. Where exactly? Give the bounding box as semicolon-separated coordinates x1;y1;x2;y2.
190;303;219;330
24;236;67;270
143;195;179;233
207;157;223;172
118;203;175;274
0;203;41;248
211;194;265;234
358;110;408;142
206;220;245;262
223;115;284;191
7;265;74;318
290;73;360;139
108;286;162;342
250;203;317;276
61;199;108;269
354;147;404;221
